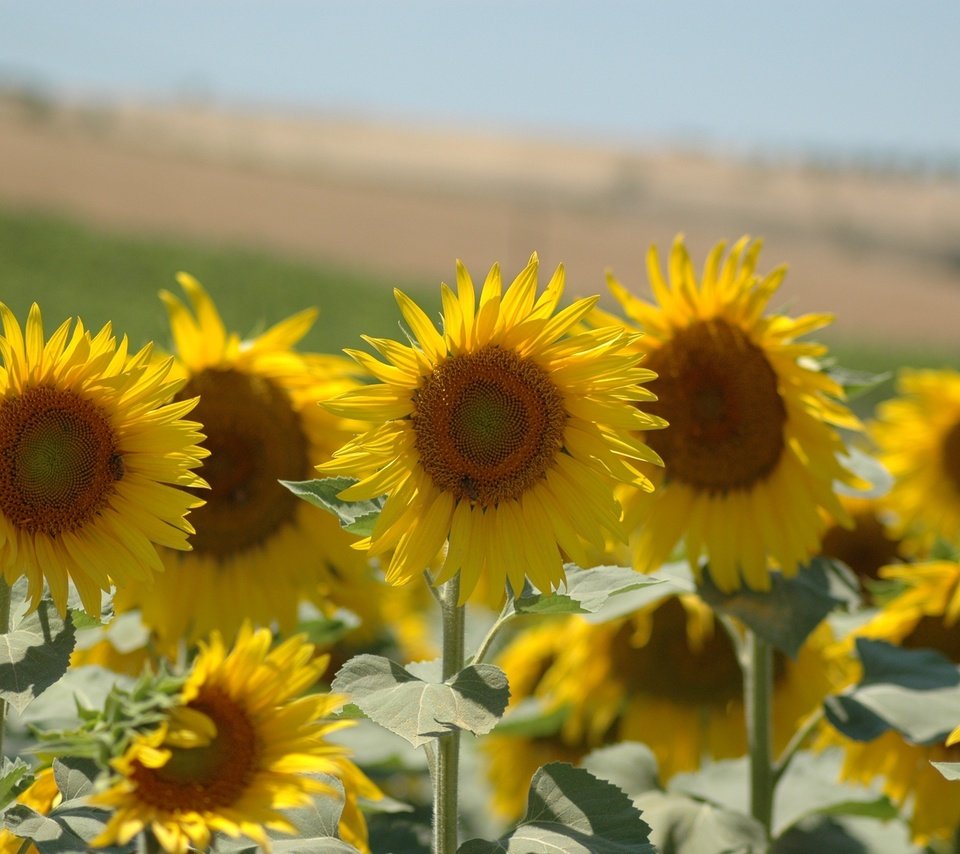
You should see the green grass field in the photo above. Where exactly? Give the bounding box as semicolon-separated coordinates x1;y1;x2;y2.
0;205;954;412
0;206;438;354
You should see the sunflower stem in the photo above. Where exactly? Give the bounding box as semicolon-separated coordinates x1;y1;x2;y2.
772;707;824;787
471;600;515;664
0;577;10;757
433;575;464;854
745;629;775;841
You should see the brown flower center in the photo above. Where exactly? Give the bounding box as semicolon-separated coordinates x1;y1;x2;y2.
942;420;960;494
902;615;960;662
611;597;784;705
131;686;259;812
821;511;901;590
0;387;122;536
177;368;309;558
643;319;787;493
412;346;567;507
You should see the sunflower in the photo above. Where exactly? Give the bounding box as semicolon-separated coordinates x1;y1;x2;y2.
596;235;863;591
837;731;960;845
0;768;59;854
827;560;960;843
92;624;381;854
483;620;596;819
115;275;372;648
526;594;839;781
820;494;905;601
873;369;960;553
0;304;207;615
320;255;663;605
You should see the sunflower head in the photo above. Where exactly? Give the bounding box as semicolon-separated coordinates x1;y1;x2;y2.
92;624;380;853
827;560;960;843
321;254;663;605
114;275;372;648
0;303;207;614
820;494;905;600
527;592;839;780
873;369;960;554
598;235;864;592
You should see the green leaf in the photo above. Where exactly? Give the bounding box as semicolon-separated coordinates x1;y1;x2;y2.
697;558;859;658
3;802;126;854
296;614;358;649
823;639;960;744
280;477;385;535
632;791;766;854
459;763;654;853
582;561;697;624
825;365;892;399
66;587;113;627
52;757;99;801
932;761;960;781
0;756;33;811
508;565;669;624
669;751;893;838
367;815;432;854
512;592;588;616
331;655;509;747
493;698;568;738
0;579;77;714
581;742;662;798
835;447;893;500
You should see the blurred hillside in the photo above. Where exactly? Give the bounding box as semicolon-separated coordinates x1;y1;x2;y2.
1;90;958;348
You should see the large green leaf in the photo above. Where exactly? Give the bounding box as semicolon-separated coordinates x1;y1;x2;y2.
0;579;76;714
331;655;509;747
932;761;960;781
697;558;860;658
52;757;99;802
581;742;661;798
632;791;766;854
670;751;893;839
823;639;960;744
2;802;126;854
280;477;385;535
459;763;654;853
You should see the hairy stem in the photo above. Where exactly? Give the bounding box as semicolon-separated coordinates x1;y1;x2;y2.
745;630;775;839
0;578;10;757
433;575;465;854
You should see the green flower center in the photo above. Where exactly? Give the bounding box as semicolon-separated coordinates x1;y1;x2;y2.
177;368;309;559
644;319;787;493
413;346;567;507
0;386;122;535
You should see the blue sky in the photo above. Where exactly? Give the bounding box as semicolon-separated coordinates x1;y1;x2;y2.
2;1;958;158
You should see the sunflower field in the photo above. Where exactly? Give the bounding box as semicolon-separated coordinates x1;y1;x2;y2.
3;220;960;854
